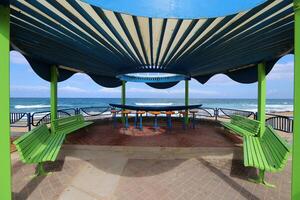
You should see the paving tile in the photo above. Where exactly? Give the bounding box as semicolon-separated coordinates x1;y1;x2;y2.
12;149;291;200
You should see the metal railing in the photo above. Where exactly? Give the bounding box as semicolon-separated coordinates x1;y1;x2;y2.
194;107;216;119
217;108;256;119
265;113;293;133
79;106;111;120
10;106;294;133
10;112;31;131
31;108;77;127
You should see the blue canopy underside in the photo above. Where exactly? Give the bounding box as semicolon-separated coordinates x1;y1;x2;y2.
146;82;180;89
8;0;294;89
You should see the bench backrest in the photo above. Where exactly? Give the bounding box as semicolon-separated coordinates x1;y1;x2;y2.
52;115;85;133
261;126;291;168
231;115;261;136
13;124;51;161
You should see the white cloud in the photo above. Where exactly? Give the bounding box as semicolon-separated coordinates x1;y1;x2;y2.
59;86;88;93
10;51;28;65
11;85;49;92
268;62;294;80
99;87;121;93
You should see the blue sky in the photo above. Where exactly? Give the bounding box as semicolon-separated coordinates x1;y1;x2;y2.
10;51;294;99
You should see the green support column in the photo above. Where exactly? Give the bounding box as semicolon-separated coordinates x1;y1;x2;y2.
257;62;266;137
292;0;300;199
50;65;58;133
121;81;126;123
0;4;12;200
185;79;189;125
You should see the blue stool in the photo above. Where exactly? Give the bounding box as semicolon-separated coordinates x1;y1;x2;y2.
121;110;131;129
111;110;118;128
190;110;198;129
165;111;175;129
150;111;160;131
135;111;145;130
134;112;138;128
179;111;188;129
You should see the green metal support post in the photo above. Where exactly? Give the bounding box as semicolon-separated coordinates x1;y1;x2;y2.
257;62;266;137
185;79;189;126
0;4;12;200
121;81;126;124
292;0;300;199
50;65;58;133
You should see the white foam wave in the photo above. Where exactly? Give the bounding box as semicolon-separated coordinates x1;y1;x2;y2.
242;105;293;113
15;104;51;109
135;102;173;106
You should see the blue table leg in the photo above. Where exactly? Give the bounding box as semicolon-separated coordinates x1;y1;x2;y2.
182;114;186;129
139;114;143;130
134;113;138;128
154;114;158;130
113;113;117;128
167;115;172;129
192;113;195;129
125;114;129;129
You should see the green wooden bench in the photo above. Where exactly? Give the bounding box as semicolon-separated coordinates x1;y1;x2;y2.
221;115;261;137
13;124;65;176
52;114;93;135
243;126;291;187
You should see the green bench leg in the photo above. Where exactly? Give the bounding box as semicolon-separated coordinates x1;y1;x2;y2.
249;170;275;188
33;163;52;177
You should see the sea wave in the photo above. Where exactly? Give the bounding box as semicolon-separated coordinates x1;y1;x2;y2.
135;102;173;106
242;105;293;113
15;104;51;109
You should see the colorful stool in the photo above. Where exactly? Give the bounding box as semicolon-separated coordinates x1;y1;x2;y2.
135;111;145;130
179;110;188;129
111;109;118;128
150;111;161;131
121;110;131;129
165;111;175;129
190;110;198;129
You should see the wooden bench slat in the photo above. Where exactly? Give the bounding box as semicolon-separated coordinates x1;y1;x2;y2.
52;115;92;135
222;122;253;137
253;137;271;171
16;128;51;163
262;129;289;170
32;133;63;163
222;115;260;137
243;137;249;166
243;126;290;175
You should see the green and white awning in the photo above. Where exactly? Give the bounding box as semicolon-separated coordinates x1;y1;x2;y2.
9;0;294;87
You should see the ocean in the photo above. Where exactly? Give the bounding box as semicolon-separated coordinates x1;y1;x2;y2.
10;98;293;114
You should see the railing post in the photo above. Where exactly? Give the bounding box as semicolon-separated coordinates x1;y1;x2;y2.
292;0;300;199
215;108;218;121
257;62;266;137
50;65;58;133
27;113;31;131
0;3;12;200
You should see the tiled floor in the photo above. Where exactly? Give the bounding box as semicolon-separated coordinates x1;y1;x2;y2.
65;118;242;147
12;147;291;200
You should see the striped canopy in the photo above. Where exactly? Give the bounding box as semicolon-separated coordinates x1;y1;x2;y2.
9;0;294;88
